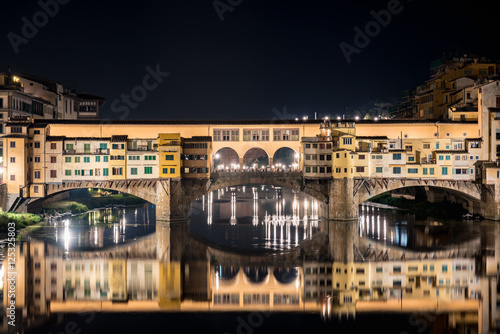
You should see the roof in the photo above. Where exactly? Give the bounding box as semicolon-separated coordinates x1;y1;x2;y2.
450;106;477;112
1;134;27;138
183;136;212;142
389;149;406;152
46;136;66;141
482;162;500;168
356;136;388;140
29;119;325;126
465;137;482;141
435;150;468;154
111;135;128;142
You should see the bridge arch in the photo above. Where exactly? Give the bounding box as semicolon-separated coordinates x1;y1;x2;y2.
271;147;299;169
214;147;240;170
354;178;483;206
242;148;269;169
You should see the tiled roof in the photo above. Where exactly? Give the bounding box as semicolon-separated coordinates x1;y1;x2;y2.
111;135;128;142
183;136;212;142
435;150;468;153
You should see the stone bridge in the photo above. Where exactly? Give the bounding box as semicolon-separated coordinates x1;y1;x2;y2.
26;173;500;221
328;177;497;220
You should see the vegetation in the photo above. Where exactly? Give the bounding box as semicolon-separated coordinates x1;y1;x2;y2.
42;192;146;215
0;212;42;233
369;191;469;219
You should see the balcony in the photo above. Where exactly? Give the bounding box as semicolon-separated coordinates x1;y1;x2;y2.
128;145;158;152
63;148;110;155
420;158;436;164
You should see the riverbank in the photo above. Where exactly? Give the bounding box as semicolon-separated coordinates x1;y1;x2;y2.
369;192;468;219
42;194;147;215
0;212;42;235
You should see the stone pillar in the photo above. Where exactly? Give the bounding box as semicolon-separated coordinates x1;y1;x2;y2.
328;178;359;220
269;158;273;167
239;157;244;167
482;183;500;221
328;220;358;262
156;179;171;222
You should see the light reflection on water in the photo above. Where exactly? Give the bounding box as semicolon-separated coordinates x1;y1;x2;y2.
188;185;322;251
359;203;481;250
3;186;498;334
29;204;156;250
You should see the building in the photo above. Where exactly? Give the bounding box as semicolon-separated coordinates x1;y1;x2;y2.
415;56;499;119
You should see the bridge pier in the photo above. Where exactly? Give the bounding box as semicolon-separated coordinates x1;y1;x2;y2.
328;178;359;221
328;220;358;262
482;183;500;221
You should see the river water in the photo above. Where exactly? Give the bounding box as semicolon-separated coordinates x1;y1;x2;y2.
1;184;498;334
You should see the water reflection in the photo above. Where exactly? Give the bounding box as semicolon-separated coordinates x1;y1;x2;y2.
189;185;321;251
28;204;156;250
1;194;500;333
359;203;481;250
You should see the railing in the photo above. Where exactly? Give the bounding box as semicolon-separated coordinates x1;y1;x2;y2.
63;148;110;155
420;158;436;164
127;146;158;152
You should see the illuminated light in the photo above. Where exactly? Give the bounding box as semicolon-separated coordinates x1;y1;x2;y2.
215;153;220;159
374;117;379;121
355;116;360;120
294;153;299;159
302;116;307;120
337;116;341;120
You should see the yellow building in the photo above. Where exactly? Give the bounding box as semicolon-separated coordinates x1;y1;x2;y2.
159;133;182;178
109;135;127;180
416;57;499;119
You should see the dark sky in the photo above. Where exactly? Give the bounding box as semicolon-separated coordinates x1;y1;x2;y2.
1;0;497;120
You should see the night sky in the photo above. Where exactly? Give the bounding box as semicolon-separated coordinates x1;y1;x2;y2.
1;0;497;120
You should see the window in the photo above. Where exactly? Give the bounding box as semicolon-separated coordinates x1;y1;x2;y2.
65;157;71;163
50;170;57;178
429;168;434;175
34;171;40;179
34;142;40;148
442;265;448;273
112;144;124;149
342;137;352;145
165;155;174;160
408;168;418;174
393;167;401;174
393;266;401;273
34;185;39;193
9;157;15;163
442;167;448;175
145;155;156;160
438;155;443;161
356;166;364;173
358;154;365;160
65;170;71;176
34;156;40;163
95;156;100;162
375;167;383;173
104;156;108;162
445;155;450;161
103;168;108;176
84;157;90;163
51;143;57;150
10;175;15;181
144;167;152;174
170;168;175;174
131;168;137;175
423;143;430;149
393;153;401;160
408;156;415;162
50;156;57;163
112;167;123;175
75;157;80;163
